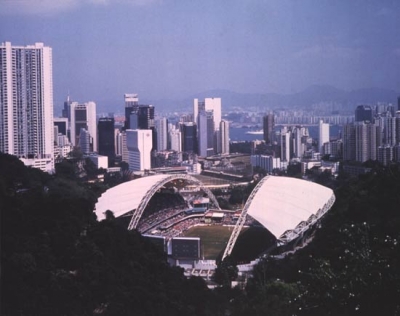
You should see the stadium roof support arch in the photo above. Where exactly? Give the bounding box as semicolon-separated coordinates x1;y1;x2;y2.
222;176;335;261
94;174;220;230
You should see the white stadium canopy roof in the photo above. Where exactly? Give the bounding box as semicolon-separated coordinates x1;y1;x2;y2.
246;176;335;242
95;174;170;221
223;176;335;260
94;174;220;224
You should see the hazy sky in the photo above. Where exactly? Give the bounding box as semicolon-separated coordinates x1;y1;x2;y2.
1;0;399;109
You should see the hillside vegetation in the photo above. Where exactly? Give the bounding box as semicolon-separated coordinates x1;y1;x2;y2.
1;153;399;315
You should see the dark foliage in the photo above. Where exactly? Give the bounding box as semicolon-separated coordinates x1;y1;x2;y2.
1;154;222;316
2;152;400;316
238;165;400;315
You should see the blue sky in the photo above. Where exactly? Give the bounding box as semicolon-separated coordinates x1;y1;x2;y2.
1;0;399;111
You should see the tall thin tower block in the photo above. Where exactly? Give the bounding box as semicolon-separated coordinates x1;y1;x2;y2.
0;42;54;172
318;120;330;155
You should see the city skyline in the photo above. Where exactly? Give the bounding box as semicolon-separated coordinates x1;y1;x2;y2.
1;0;399;112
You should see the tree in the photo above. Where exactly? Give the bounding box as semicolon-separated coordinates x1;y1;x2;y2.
214;255;238;288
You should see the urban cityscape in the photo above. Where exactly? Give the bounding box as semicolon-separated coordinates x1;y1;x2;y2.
1;1;400;315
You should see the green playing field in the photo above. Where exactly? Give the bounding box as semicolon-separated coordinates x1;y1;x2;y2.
181;225;248;260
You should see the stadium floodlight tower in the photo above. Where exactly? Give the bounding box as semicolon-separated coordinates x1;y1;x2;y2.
222;176;335;261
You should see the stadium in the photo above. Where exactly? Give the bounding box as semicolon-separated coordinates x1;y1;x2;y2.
95;174;335;279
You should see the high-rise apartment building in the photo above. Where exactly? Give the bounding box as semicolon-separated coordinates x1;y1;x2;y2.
98;117;115;163
355;121;379;162
377;145;393;166
70;101;97;152
263;114;274;144
343;123;356;161
126;129;152;171
318;120;330;154
155;117;168;151
219;120;230;154
0;42;54;172
280;127;291;162
170;129;182;152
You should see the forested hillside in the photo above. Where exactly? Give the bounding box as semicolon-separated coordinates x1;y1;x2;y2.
0;154;222;316
1;153;399;315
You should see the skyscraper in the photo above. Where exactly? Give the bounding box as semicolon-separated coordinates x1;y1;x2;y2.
397;96;400;112
98;117;115;163
155;117;168;151
280;127;291;162
355;105;373;122
318;120;330;154
181;122;197;153
124;93;139;130
219;120;230;154
194;98;221;157
343;123;356;161
126;129;152;171
355;121;379;162
70;101;97;152
263;114;274;144
193;98;221;133
0;42;54;172
198;110;214;157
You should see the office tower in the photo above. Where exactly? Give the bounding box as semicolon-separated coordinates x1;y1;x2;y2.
121;132;129;163
54;117;71;159
193;98;221;133
293;126;308;158
155;117;168;151
0;42;54;172
115;130;123;156
198;110;215;157
398;96;400;111
79;128;91;154
54;117;69;138
129;112;139;129
124;93;139;130
180;114;193;123
355;105;373;122
181;122;197;153
70;101;97;152
263;114;274;144
280;127;291;161
62;95;72;120
137;105;155;129
98;117;115;163
219;120;230;154
318;120;330;154
126;129;152;171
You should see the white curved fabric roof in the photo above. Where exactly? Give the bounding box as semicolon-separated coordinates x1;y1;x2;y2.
95;174;171;221
247;176;334;240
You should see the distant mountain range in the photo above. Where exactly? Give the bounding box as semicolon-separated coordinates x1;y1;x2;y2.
95;85;399;114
